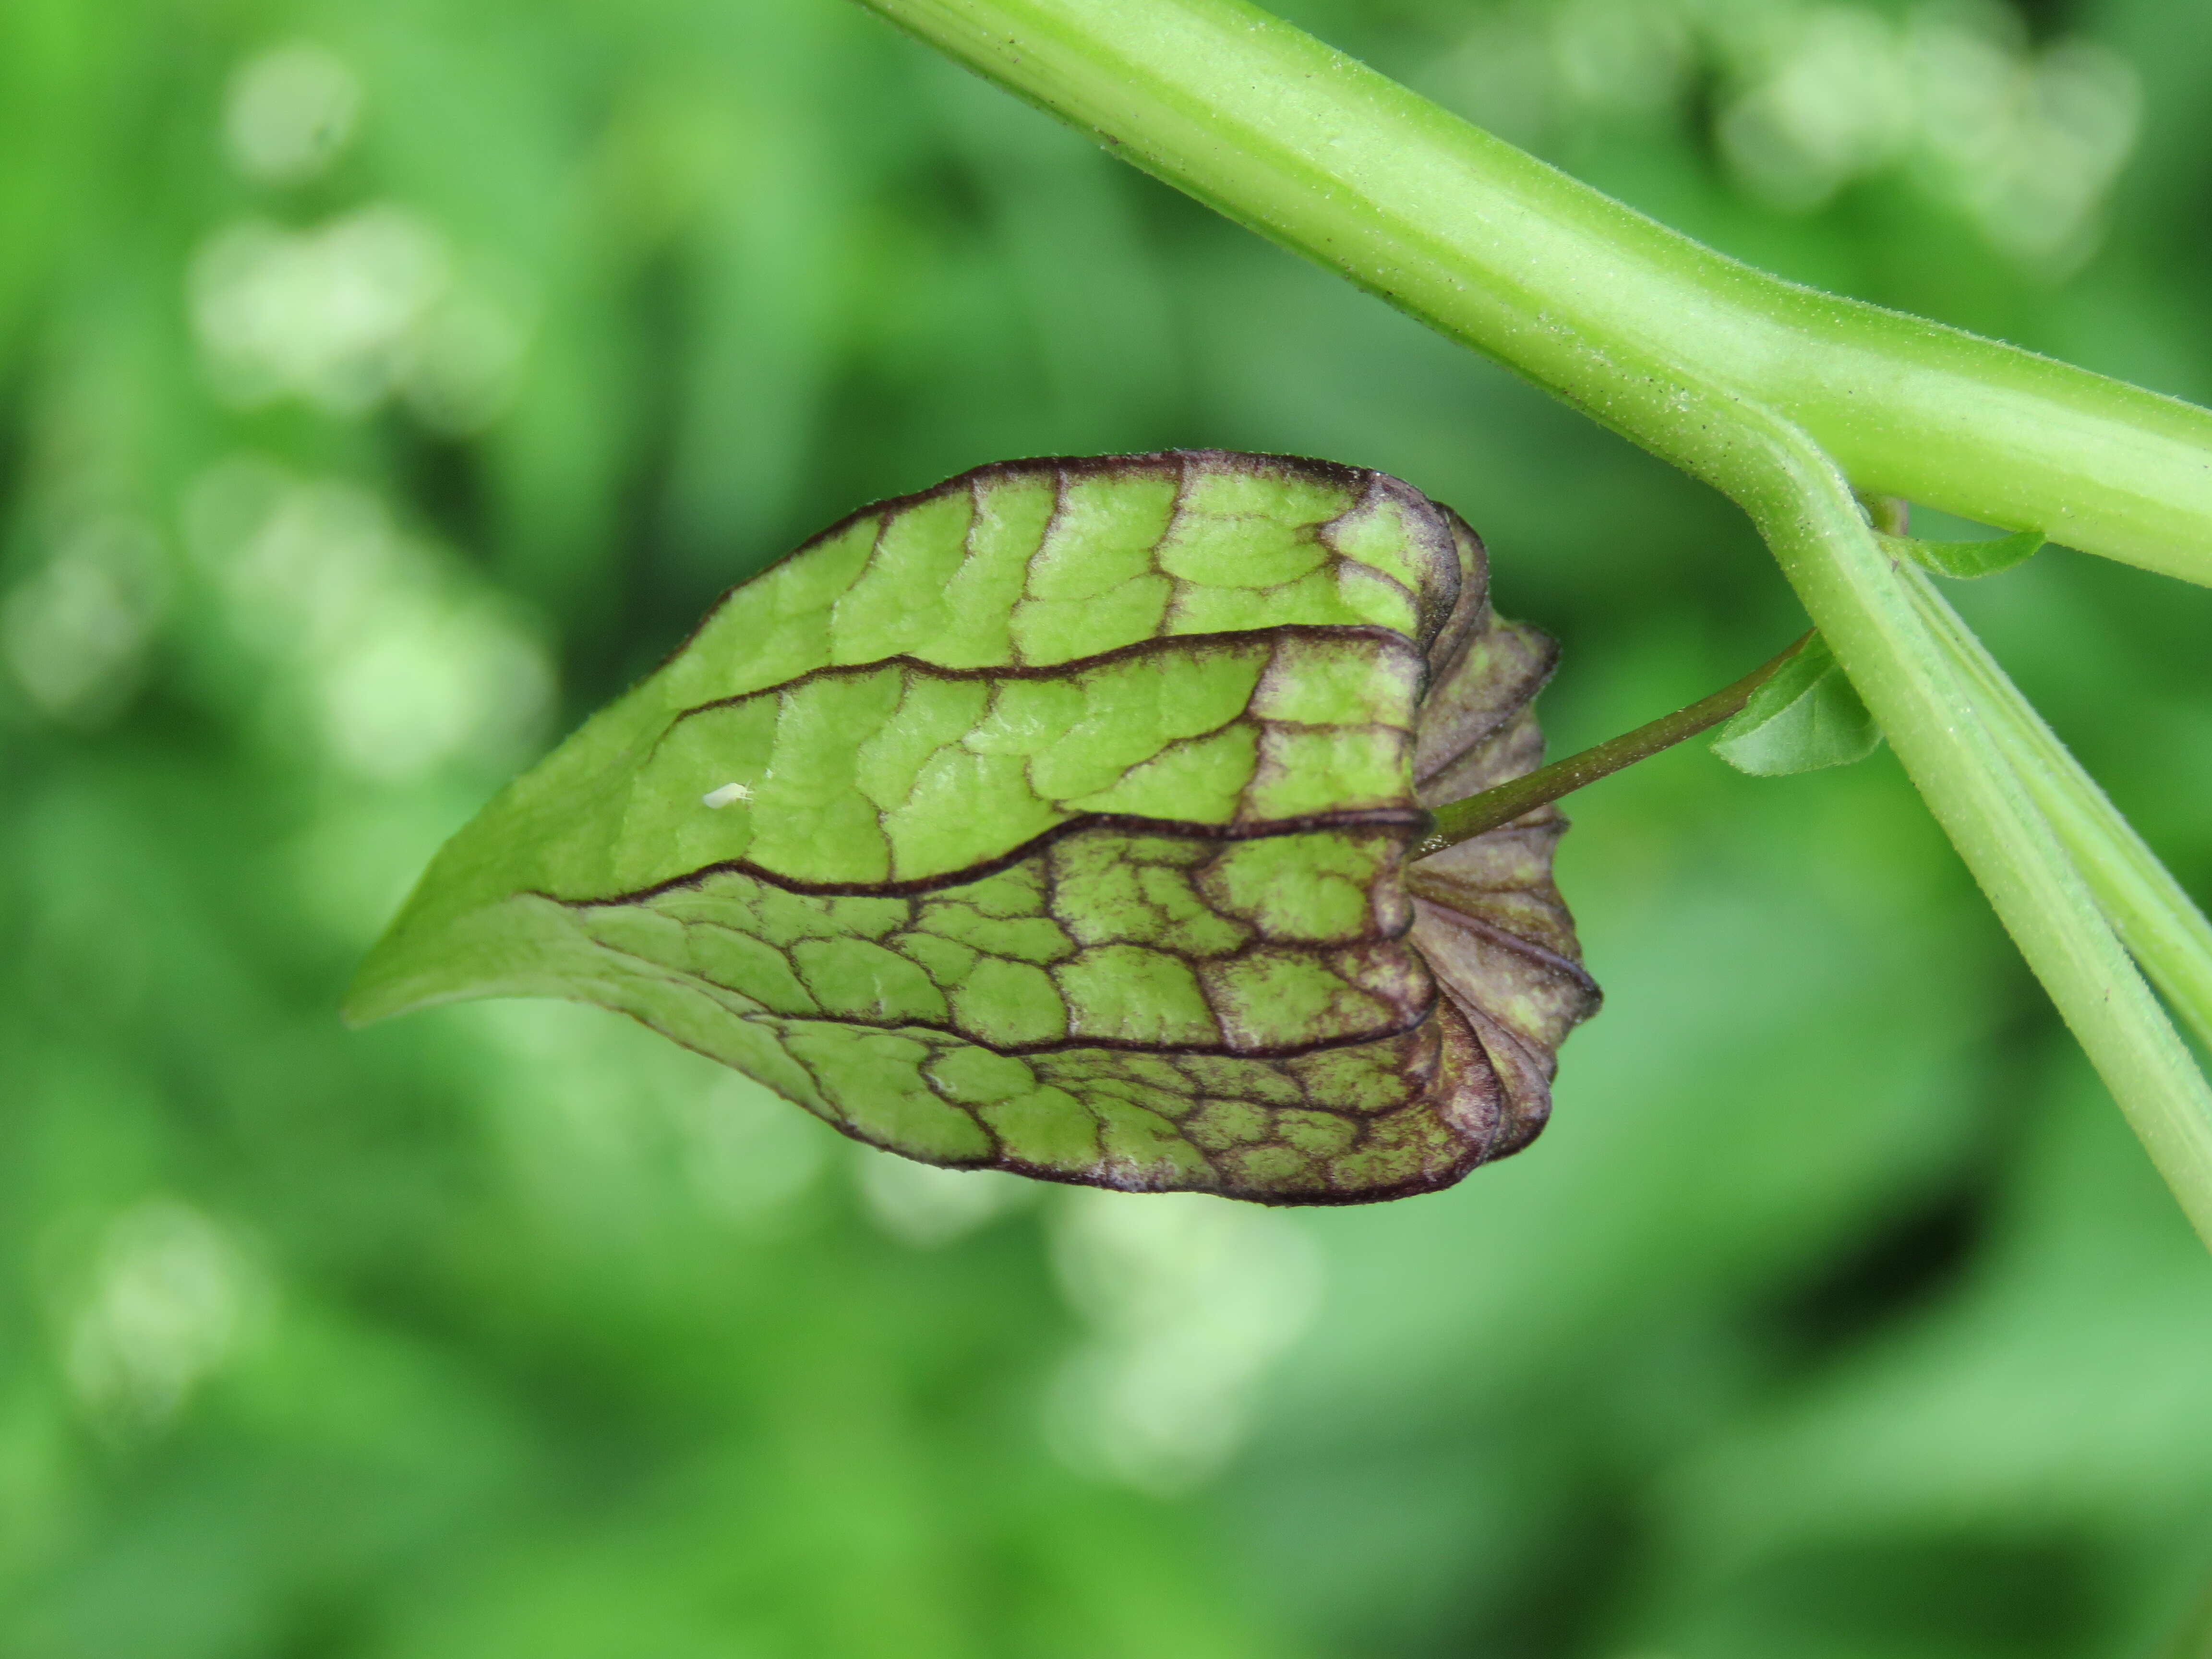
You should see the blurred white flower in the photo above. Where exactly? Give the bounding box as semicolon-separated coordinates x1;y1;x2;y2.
189;207;531;428
182;458;553;781
856;1147;1034;1247
461;1002;833;1234
1911;23;2139;271
64;1200;262;1434
224;42;361;184
677;1078;829;1224
1432;0;2140;274
1552;0;1693;117
1718;6;1912;211
403;280;534;435
1;515;167;725
316;589;552;781
1046;1188;1320;1495
189;462;388;651
1712;0;2141;267
192;206;447;414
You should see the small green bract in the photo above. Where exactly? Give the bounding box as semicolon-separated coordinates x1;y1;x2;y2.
1711;632;1884;777
349;452;1599;1203
1884;526;2044;581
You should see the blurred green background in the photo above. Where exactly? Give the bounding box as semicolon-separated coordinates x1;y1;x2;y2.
6;0;2212;1653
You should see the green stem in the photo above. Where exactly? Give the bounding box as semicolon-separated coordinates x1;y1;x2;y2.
1415;635;1808;859
1743;415;2212;1250
1903;572;2212;1055
859;0;2212;586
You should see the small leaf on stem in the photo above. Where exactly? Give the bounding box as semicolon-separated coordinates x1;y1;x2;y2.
1883;527;2045;580
1710;633;1883;776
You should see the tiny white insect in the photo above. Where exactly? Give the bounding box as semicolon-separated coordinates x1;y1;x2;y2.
700;782;752;809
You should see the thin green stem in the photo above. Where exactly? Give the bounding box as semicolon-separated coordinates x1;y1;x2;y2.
1903;572;2212;1055
1743;413;2212;1250
1414;635;1808;859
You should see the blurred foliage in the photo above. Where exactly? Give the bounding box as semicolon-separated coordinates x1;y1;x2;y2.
5;0;2212;1654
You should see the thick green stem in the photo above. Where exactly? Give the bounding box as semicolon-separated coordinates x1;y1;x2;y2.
1415;636;1806;858
860;0;2212;584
